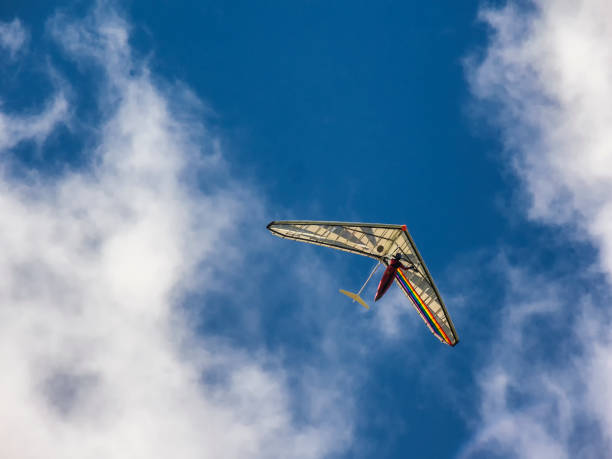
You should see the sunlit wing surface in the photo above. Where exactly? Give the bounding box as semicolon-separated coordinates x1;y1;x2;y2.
394;268;456;346
266;220;459;346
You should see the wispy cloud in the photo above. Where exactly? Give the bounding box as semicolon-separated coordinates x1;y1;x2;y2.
0;94;68;151
464;0;612;457
0;19;28;58
469;0;612;275
0;5;351;459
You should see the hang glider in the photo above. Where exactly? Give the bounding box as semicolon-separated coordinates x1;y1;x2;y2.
267;220;459;346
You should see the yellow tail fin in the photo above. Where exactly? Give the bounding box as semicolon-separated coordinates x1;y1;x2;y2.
339;289;370;310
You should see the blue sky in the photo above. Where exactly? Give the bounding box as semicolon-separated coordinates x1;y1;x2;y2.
1;1;612;458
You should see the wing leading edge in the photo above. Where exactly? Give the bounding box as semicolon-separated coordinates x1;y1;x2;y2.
266;220;459;346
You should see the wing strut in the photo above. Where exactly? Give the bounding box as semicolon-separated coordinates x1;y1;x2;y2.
339;262;381;310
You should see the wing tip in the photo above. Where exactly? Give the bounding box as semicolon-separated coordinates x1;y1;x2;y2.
266;221;279;231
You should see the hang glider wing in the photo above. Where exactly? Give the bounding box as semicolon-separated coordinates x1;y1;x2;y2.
266;220;458;346
267;220;410;260
394;268;457;346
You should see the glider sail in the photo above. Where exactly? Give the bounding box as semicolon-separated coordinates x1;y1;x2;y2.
267;221;459;346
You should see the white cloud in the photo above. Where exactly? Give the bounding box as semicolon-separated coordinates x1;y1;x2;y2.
470;0;612;278
458;260;578;458
465;0;612;457
0;94;68;151
0;7;351;459
0;18;28;58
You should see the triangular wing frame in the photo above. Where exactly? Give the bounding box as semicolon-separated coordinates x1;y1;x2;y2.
267;220;459;346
